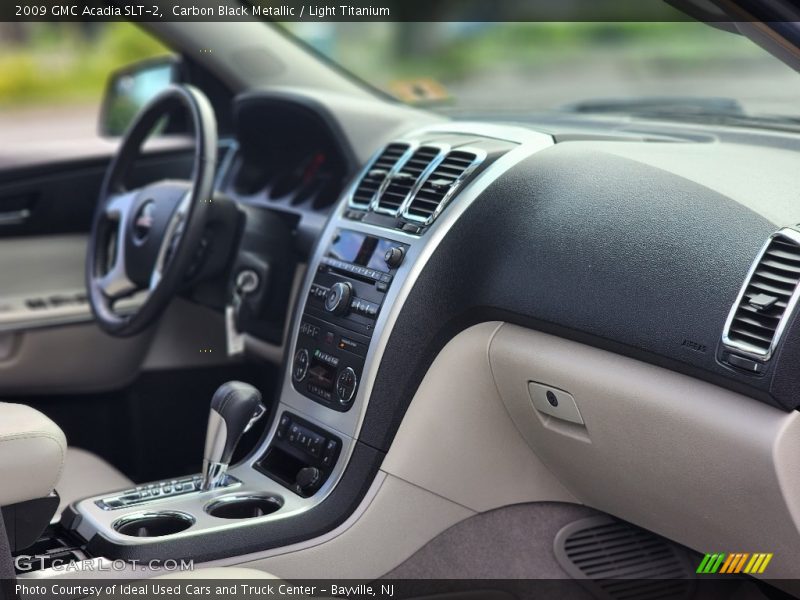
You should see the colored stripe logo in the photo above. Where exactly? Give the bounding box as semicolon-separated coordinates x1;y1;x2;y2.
696;553;773;574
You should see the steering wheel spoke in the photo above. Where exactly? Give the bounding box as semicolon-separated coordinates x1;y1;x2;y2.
97;190;139;299
104;190;137;221
149;190;191;292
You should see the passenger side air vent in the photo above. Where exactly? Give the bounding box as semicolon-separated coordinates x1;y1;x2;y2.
349;143;409;208
722;229;800;364
374;145;441;215
403;149;483;224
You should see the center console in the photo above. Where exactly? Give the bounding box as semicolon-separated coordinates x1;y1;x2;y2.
44;123;552;568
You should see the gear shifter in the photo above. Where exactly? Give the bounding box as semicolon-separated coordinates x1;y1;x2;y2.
201;381;266;491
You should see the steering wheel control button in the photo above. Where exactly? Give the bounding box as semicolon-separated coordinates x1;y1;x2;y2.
235;269;260;295
336;367;358;405
292;349;310;382
324;281;353;315
384;246;405;269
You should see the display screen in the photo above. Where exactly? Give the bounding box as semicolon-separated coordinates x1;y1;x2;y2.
328;230;397;273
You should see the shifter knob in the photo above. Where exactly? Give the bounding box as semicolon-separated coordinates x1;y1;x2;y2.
201;381;265;491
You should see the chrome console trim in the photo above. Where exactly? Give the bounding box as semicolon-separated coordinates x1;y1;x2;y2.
70;122;554;547
112;511;195;536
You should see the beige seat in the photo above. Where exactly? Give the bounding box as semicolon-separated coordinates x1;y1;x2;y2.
56;448;133;514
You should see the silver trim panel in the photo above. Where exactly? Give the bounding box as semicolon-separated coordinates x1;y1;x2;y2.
0;289;143;334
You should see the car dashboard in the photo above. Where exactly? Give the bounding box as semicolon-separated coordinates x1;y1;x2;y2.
63;88;800;579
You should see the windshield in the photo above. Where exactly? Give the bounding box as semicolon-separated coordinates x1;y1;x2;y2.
285;22;800;122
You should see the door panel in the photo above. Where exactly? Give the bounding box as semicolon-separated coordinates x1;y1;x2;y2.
0;146;194;393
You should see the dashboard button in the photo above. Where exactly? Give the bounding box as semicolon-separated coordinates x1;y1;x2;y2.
336;367;358;406
384;246;405;269
292;349;310;382
325;282;353;315
322;439;339;467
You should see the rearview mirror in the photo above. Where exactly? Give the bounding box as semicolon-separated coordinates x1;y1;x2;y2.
99;57;180;137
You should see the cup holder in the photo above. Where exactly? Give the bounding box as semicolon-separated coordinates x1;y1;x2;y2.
113;511;194;538
206;494;283;519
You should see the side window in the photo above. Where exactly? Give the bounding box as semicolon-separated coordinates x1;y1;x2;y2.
0;23;170;144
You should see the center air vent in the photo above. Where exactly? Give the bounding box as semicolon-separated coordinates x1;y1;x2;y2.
722;228;800;363
374;145;441;215
349;143;409;208
403;149;483;224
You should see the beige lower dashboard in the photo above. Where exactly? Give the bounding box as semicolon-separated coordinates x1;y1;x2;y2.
180;321;800;581
488;323;800;579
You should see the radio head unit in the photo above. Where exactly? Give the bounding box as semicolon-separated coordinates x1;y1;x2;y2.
292;229;409;411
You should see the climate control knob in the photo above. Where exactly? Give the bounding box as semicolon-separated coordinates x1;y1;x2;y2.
292;349;309;382
336;367;358;406
324;282;353;316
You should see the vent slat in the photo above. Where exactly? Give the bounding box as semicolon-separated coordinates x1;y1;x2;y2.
765;248;800;264
737;305;782;324
731;316;779;339
759;258;800;276
731;325;772;350
746;279;794;297
558;517;691;596
350;143;410;207
376;146;440;212
405;150;480;222
756;267;800;286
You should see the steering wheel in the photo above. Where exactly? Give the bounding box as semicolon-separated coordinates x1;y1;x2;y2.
86;85;217;337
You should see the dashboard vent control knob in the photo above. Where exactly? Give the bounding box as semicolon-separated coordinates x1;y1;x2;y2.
384;246;405;269
324;282;353;315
